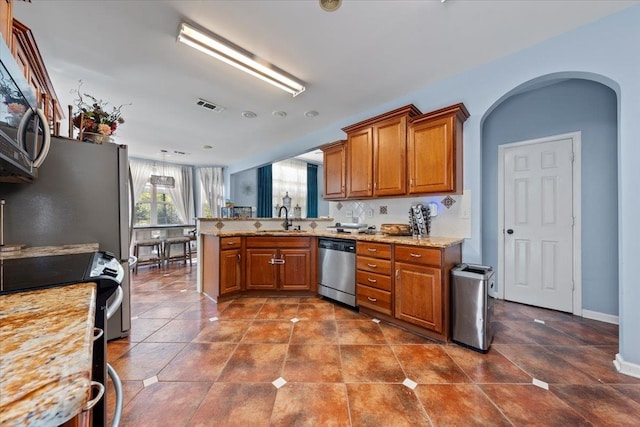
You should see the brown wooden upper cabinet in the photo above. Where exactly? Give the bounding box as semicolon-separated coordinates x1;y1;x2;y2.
408;103;469;195
321;140;347;200
342;105;421;198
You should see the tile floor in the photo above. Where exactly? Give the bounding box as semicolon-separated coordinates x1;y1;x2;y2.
106;263;640;426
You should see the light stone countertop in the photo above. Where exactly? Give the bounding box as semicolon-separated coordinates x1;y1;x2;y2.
200;229;463;248
0;283;97;427
0;243;99;260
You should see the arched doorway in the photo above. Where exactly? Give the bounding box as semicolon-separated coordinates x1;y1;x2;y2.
481;75;619;321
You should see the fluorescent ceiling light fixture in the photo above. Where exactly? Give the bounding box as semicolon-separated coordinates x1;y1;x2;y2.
178;22;305;97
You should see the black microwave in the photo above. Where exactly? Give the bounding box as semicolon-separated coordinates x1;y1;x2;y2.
0;37;50;183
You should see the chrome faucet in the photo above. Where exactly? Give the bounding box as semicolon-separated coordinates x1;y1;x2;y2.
278;205;292;230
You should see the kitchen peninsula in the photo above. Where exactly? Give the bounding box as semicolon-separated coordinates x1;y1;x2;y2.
197;218;463;342
0;283;97;427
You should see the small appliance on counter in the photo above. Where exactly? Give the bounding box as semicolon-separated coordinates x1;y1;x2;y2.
326;222;369;234
409;204;431;236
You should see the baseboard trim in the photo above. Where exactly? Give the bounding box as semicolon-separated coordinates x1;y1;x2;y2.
614;353;640;379
582;309;619;325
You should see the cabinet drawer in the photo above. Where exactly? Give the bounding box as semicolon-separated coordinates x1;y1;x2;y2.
220;237;242;250
356;270;391;291
357;242;391;259
357;284;392;315
246;236;311;248
394;245;441;267
357;256;391;275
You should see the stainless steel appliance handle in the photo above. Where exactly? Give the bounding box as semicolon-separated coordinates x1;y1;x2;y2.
107;363;123;427
106;286;123;320
18;108;51;168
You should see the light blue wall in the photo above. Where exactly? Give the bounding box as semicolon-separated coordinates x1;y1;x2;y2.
230;168;258;210
481;79;618;315
224;5;640;368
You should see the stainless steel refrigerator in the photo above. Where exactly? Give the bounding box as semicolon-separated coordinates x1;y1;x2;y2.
0;136;132;340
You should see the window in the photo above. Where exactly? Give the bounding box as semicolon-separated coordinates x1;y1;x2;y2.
134;182;181;226
272;159;307;217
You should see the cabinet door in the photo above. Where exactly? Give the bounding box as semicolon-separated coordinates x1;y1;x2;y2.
279;249;311;291
347;127;373;197
408;116;456;194
323;143;346;199
220;249;242;295
245;249;277;290
394;262;443;332
374;116;407;196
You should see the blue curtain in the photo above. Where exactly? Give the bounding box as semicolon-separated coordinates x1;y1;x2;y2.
307;163;318;218
257;165;272;217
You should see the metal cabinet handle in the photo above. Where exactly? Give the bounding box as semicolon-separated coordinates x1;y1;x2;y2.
367;278;377;283
270;258;285;265
367;296;377;302
367;248;377;252
367;263;377;268
83;381;105;412
227;241;235;245
236;254;241;262
507;229;514;234
93;328;104;342
410;253;422;258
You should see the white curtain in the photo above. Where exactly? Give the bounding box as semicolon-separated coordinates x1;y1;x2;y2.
198;167;224;217
166;164;194;224
272;159;307;217
129;159;154;203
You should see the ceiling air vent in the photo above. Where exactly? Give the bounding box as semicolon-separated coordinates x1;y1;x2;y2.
196;98;225;113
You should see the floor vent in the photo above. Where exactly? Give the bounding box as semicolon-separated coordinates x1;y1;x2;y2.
196;99;225;112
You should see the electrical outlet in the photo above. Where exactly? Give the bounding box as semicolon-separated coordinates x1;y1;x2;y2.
345;210;353;217
366;208;374;218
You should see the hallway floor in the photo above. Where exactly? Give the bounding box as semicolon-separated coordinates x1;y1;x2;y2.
107;263;640;426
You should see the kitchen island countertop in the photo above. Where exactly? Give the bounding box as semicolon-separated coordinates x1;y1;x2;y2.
0;283;97;427
0;243;99;260
200;229;463;248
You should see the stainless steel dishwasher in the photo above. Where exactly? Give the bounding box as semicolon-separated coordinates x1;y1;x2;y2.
318;237;356;307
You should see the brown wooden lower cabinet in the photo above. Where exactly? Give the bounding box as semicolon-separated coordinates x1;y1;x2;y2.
220;248;242;294
355;242;461;342
246;249;278;290
202;235;244;299
245;237;313;292
394;263;442;332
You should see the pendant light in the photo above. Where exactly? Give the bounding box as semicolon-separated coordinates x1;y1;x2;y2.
150;150;175;188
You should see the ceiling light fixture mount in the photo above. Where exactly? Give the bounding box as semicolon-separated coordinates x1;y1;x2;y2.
319;0;342;12
178;22;306;97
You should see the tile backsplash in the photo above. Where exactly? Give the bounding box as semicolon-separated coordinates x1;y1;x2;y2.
328;190;472;238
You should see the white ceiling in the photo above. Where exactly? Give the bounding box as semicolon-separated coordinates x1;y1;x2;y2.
14;0;637;167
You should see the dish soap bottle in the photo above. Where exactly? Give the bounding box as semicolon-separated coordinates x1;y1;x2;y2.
293;204;302;219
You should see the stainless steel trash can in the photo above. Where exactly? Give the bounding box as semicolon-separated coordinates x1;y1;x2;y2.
451;264;495;353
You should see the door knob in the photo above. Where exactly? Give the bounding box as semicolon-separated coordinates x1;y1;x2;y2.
506;229;514;234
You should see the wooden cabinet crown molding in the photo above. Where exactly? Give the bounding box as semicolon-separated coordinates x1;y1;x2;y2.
11;18;64;122
341;104;422;133
410;102;470;125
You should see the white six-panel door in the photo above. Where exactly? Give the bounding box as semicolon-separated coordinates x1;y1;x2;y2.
502;136;575;312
